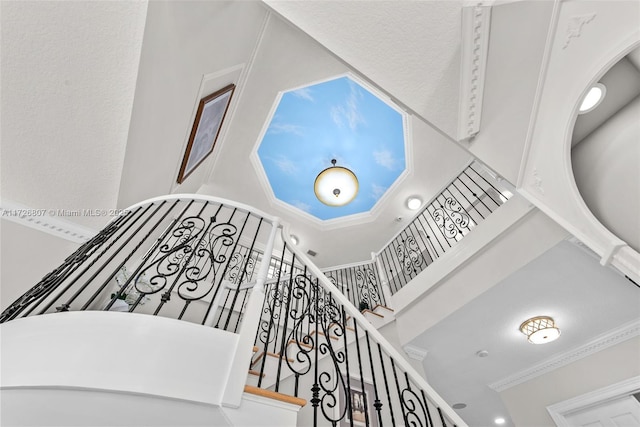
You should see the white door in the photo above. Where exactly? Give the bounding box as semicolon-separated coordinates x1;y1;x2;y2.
564;395;640;427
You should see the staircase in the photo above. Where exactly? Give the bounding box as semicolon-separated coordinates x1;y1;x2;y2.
0;194;472;426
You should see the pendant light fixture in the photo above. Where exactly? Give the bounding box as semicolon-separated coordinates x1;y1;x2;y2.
314;159;359;207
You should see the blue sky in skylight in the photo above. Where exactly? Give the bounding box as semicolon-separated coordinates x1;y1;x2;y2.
258;76;405;220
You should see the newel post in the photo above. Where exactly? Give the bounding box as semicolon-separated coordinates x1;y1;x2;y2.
372;251;394;310
222;217;280;408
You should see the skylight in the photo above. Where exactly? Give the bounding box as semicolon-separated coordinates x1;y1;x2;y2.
256;75;406;221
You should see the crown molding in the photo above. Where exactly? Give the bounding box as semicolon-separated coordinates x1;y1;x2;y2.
403;344;429;361
0;200;97;243
457;3;492;142
489;319;640;392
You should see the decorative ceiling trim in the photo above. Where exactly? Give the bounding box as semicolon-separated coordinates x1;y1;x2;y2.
403;344;429;361
457;3;492;142
1;200;97;243
562;13;596;50
488;319;640;392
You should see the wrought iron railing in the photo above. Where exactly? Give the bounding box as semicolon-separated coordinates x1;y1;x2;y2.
1;194;467;426
376;162;512;294
322;261;386;311
251;226;465;426
0;196;278;334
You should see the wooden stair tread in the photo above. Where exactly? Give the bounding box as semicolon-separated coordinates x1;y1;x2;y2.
244;385;307;407
361;309;384;318
248;369;265;378
372;304;394;312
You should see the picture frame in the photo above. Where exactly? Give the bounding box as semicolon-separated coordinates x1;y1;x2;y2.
339;376;379;427
177;83;235;184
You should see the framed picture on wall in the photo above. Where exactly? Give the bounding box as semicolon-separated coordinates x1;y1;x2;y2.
340;377;379;427
177;83;235;184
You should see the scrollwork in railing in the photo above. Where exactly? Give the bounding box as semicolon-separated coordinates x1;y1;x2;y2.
432;197;470;241
135;216;205;295
355;266;381;308
284;274;316;377
401;386;432;427
315;288;350;424
258;278;290;350
396;236;424;275
176;222;238;301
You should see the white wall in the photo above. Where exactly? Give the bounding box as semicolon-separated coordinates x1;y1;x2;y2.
1;220;81;312
500;336;640;426
572;96;640;254
1;387;231;427
1;312;238;405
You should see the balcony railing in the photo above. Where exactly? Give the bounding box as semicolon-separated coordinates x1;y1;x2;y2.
0;196;276;333
1;194;467;427
376;161;513;294
322;261;386;311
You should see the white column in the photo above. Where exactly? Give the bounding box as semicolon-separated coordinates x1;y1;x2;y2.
222;218;280;408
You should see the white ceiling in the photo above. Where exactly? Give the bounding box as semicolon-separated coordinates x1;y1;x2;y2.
409;240;640;427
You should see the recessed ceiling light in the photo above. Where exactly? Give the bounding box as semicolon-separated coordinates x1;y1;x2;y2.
579;83;606;114
290;235;299;245
476;350;489;358
452;403;467;409
520;316;561;344
407;197;422;210
494;417;506;425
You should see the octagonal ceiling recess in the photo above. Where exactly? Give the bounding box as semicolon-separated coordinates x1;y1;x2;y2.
254;75;407;221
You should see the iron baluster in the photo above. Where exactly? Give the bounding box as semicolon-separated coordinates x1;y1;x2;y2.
377;343;396;427
365;331;384;427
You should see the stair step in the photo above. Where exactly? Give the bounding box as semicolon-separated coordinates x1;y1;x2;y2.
361;309;384;318
244;385;307;408
372;304;394;312
248;369;265;378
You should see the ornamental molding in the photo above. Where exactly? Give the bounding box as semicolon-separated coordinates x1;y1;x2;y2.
532;168;544;194
457;3;492;141
403;344;429;361
488;319;640;392
1;199;97;243
562;13;596;50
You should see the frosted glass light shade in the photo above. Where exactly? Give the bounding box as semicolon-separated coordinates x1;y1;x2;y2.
314;160;359;207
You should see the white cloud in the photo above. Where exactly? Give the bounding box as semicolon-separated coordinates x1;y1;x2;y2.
371;183;387;201
292;200;312;212
268;122;304;136
330;83;364;131
292;87;314;102
373;149;399;170
271;156;298;175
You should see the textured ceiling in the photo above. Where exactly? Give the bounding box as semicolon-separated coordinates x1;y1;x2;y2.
0;1;147;228
265;0;465;140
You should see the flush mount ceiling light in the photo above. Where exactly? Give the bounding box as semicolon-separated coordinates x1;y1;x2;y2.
314;159;359;207
579;83;606;114
407;197;422;210
520;316;561;344
290;235;299;246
